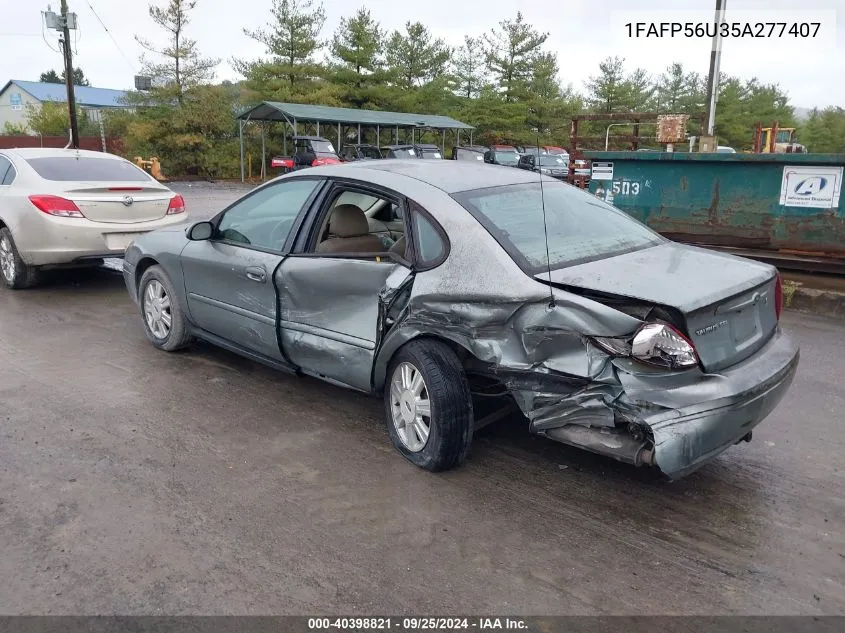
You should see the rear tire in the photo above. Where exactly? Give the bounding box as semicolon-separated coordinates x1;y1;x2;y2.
138;265;192;351
384;339;474;471
0;227;39;289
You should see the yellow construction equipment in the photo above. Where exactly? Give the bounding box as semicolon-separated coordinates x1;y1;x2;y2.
754;122;807;153
134;156;165;180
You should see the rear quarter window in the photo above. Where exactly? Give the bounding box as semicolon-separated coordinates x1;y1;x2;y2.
24;156;153;182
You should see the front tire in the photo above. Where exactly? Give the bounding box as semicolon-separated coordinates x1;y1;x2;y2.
385;340;474;471
138;265;192;351
0;227;39;289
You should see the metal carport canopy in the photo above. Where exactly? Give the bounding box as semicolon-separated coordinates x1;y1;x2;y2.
236;101;474;130
236;101;475;182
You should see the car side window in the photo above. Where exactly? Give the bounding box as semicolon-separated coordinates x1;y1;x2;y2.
2;165;16;186
410;203;447;268
0;156;11;185
216;178;321;251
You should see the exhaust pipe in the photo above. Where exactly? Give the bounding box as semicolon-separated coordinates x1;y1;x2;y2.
544;424;654;467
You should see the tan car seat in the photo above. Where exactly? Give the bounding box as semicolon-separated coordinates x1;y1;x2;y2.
316;204;387;254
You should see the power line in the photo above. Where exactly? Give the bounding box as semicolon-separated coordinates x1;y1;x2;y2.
84;0;137;72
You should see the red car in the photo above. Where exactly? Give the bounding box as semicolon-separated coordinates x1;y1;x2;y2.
271;136;342;171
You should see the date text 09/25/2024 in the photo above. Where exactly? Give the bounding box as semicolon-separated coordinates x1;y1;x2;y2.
308;617;528;630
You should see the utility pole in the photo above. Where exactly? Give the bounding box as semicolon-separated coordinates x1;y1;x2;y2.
703;0;727;140
59;0;79;148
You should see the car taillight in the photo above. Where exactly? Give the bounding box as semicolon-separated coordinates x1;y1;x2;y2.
774;273;783;321
167;194;186;215
632;323;699;369
593;322;699;370
28;195;85;218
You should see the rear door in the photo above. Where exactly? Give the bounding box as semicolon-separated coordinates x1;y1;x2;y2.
180;177;325;362
275;180;416;391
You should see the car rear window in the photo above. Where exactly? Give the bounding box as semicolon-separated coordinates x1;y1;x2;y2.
24;157;153;182
453;182;664;273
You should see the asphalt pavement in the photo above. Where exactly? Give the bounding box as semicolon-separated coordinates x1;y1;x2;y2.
0;182;843;615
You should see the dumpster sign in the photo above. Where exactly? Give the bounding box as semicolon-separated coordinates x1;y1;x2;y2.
779;166;843;209
591;161;613;180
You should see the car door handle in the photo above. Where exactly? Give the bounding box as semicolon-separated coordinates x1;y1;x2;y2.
244;266;266;283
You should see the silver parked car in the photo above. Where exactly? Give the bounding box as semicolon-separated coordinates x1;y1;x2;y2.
123;160;799;479
0;148;187;288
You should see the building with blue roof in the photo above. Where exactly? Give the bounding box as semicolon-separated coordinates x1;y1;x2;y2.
0;80;131;132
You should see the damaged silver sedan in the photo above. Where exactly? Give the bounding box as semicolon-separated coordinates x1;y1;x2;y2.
122;160;799;479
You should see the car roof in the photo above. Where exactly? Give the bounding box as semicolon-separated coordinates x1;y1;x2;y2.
381;144;414;149
0;147;124;160
294;135;330;141
415;144;440;149
491;145;517;150
315;158;551;194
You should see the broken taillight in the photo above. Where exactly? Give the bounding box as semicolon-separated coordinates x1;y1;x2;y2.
631;323;699;369
593;322;700;370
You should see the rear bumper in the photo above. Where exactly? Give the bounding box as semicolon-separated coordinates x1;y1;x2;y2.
13;212;188;266
521;328;799;479
624;327;799;478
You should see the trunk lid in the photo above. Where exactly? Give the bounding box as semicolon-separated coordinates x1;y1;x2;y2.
66;184;173;224
537;243;779;372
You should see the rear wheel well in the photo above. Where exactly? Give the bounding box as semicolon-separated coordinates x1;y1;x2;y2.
386;335;507;396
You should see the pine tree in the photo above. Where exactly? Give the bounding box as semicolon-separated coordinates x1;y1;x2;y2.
483;12;548;102
384;21;450;91
135;0;218;98
235;0;327;93
452;36;486;99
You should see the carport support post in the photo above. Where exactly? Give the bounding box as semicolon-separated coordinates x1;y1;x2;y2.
260;123;266;181
470;130;473;145
357;123;361;144
395;126;398;144
441;129;445;154
316;121;320;137
239;119;245;183
377;125;380;147
337;123;341;151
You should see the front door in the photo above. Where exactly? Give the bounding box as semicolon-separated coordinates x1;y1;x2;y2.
180;177;324;362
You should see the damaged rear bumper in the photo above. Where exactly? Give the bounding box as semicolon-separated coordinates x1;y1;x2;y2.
635;328;799;479
523;328;799;479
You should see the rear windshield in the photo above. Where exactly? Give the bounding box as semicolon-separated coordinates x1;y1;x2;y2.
494;151;519;164
310;140;336;155
390;148;416;158
538;156;567;167
453;182;664;272
25;156;152;182
359;146;381;159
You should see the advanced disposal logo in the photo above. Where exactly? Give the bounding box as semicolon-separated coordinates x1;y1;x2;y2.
780;166;842;209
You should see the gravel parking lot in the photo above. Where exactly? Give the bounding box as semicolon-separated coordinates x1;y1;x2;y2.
1;182;843;615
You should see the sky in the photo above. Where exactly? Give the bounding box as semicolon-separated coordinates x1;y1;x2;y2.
0;0;843;108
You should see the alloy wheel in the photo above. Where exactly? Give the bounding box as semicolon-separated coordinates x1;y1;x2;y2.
143;279;172;340
389;361;432;452
0;234;15;283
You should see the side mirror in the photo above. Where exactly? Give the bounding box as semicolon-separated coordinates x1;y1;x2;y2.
187;221;213;241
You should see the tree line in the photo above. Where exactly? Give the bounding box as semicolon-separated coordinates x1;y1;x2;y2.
5;0;843;177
